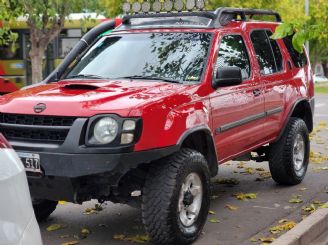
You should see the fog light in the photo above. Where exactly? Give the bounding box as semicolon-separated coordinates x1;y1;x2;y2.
186;0;195;10
123;120;136;131
142;2;151;12
164;0;173;11
121;133;134;144
153;0;162;12
174;0;183;11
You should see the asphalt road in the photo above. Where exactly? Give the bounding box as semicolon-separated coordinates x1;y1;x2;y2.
40;95;328;245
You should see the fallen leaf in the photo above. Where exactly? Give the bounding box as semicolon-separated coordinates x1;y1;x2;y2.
62;241;79;245
250;237;257;242
126;234;150;243
233;192;257;200
302;204;316;213
270;221;296;234
319;203;328;209
244;167;255;174
255;167;265;171
237;162;245;168
289;195;303;203
225;204;238;211
47;224;63;232
298;187;307;191
58;201;67;205
278;219;288;224
80;228;90;239
208;218;220;223
215;178;240;185
208;210;216;215
60;235;70;238
259;237;275;243
210;195;219;200
316;167;328;171
113;234;125;240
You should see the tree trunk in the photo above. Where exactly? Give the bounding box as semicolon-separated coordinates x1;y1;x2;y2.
323;61;328;77
29;46;45;84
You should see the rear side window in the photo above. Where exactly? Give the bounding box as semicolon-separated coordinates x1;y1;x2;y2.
216;35;250;80
283;36;307;68
266;30;283;72
250;30;277;75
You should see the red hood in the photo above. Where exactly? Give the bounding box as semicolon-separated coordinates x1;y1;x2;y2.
0;79;187;117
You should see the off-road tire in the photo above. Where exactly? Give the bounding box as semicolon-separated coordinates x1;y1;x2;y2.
33;199;58;222
142;148;210;245
269;117;310;185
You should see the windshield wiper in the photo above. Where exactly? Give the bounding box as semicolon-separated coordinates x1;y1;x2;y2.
116;75;181;84
65;74;106;80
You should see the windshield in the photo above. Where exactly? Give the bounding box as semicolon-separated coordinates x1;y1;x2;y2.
66;32;212;83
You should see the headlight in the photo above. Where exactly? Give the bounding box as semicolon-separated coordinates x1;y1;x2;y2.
93;117;119;144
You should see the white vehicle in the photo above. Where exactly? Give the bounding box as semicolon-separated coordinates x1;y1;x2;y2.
313;74;328;83
0;133;42;245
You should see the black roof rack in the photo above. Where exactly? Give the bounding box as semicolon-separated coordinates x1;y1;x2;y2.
119;7;282;30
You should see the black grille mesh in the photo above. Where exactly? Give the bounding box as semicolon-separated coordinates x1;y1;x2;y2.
0;113;77;143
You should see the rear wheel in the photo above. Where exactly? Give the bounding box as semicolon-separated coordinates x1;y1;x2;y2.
33;199;58;222
142;148;210;244
269;117;310;185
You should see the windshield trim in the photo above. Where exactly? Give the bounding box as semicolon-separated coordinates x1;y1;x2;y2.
62;31;214;84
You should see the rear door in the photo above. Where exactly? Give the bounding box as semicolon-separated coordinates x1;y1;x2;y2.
249;29;287;141
210;33;265;162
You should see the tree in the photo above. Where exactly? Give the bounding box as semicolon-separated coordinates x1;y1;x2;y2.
0;0;21;46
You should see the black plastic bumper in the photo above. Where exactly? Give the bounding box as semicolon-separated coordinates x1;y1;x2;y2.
24;145;179;202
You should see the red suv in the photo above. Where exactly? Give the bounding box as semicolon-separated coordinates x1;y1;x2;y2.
0;8;314;244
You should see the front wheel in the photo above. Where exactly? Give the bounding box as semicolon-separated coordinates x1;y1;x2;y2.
269;117;310;185
142;148;210;245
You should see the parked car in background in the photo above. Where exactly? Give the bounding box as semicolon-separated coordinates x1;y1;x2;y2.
0;133;42;245
313;74;328;83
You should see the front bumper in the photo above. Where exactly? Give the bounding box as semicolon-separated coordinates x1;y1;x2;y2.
24;146;178;202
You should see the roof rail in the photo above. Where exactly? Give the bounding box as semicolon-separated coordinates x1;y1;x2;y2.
119;7;282;30
214;7;282;25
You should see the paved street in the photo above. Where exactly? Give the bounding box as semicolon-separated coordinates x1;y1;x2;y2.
41;95;328;245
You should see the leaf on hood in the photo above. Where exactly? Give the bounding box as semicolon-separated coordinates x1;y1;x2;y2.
233;192;257;200
208;218;220;223
225;204;238;211
47;224;64;232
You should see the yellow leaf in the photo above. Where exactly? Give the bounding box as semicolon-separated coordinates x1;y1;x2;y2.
289;198;303;203
80;228;90;239
208;218;220;223
298;187;307;191
255;167;265;171
47;224;63;232
259;172;271;179
259;237;275;243
278;219;288;223
62;241;79;245
237;162;245;168
58;201;67;205
113;234;125;240
215;178;239;185
234;192;257;200
126;234;150;243
250;237;257;242
60;235;70;238
319;203;328;209
270;221;296;234
225;204;238;211
208;210;216;215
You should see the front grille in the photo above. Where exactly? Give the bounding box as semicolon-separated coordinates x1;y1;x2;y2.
0;113;77;144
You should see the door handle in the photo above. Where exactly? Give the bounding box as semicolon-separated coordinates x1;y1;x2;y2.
253;89;261;97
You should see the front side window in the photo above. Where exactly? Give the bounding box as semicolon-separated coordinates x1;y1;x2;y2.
216;35;250;80
67;32;212;83
251;30;277;75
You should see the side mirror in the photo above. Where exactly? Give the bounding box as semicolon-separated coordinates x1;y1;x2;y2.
212;67;243;89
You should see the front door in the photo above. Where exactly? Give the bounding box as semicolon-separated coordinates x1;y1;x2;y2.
210;34;265;162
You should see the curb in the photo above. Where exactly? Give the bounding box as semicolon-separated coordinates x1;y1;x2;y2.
272;203;328;245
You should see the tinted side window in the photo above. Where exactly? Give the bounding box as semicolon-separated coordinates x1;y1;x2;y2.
251;30;276;75
283;36;307;68
216;35;250;80
266;30;283;72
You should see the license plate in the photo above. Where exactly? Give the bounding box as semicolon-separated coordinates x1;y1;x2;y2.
17;152;42;173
